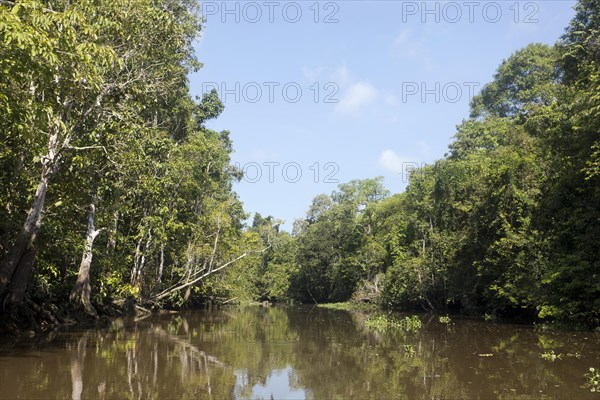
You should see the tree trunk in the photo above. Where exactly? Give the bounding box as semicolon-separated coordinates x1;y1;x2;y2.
0;174;48;301
157;244;164;284
131;232;151;289
106;211;118;254
0;131;59;302
70;204;103;317
3;246;38;309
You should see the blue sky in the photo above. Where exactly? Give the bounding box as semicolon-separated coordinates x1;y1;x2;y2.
190;1;577;230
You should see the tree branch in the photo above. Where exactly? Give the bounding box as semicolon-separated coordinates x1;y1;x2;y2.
153;246;270;302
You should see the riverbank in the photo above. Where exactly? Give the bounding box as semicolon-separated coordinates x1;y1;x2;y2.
0;298;131;337
3;297;596;339
1;305;598;399
317;301;600;332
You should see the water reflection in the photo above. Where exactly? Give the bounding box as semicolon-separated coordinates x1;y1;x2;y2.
234;367;306;400
0;306;598;399
69;335;87;400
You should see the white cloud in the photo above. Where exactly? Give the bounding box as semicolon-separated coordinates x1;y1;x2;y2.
394;28;413;47
392;29;434;70
303;65;394;116
378;149;408;175
378;147;430;183
335;81;378;115
333;65;351;85
394;29;421;58
302;64;351;85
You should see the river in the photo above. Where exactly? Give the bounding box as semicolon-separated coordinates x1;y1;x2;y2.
0;305;598;399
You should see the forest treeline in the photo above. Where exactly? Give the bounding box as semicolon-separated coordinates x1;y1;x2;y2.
244;0;600;328
0;0;257;323
0;0;598;329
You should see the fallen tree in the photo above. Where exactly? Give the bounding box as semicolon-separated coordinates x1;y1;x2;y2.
150;245;271;304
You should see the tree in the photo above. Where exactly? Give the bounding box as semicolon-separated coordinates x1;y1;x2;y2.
0;0;119;306
470;43;559;119
293;178;389;303
0;0;254;319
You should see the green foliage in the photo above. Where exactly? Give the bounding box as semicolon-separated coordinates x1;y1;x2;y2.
373;0;599;327
540;350;563;362
402;344;416;357
271;0;600;328
317;302;355;310
470;43;559;119
364;314;422;332
291;178;390;303
0;0;249;311
239;215;297;302
1;0;598;330
585;367;600;392
317;302;376;311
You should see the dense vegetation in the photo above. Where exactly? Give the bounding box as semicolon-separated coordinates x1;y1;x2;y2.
0;0;598;330
246;1;600;328
0;0;262;324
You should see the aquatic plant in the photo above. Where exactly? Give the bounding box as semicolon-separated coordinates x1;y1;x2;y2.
365;315;422;332
317;302;375;311
403;344;416;357
585;367;600;392
317;302;355;310
540;350;563;362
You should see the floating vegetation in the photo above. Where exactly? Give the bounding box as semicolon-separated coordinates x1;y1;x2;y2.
317;302;376;311
365;315;422;332
540;350;563;362
403;344;416;357
317;302;354;310
439;315;451;324
585;368;600;392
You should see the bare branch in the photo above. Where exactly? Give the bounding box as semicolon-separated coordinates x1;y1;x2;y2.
67;145;107;151
153;246;271;302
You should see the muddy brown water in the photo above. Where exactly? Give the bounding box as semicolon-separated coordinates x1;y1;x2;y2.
0;305;598;399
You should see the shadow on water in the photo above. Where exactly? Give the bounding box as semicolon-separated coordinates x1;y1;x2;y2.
0;305;598;399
